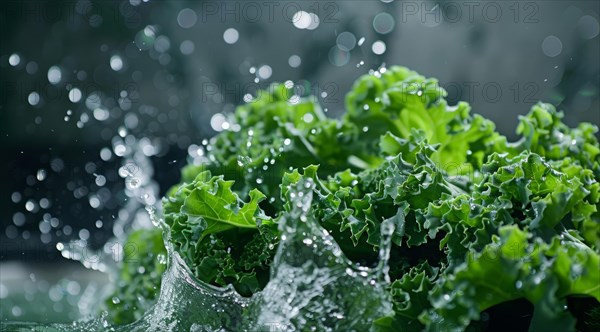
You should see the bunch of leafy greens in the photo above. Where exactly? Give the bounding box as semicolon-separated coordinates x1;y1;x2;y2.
106;67;599;330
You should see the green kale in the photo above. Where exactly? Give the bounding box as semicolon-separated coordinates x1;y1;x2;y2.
106;66;600;330
103;228;167;325
162;170;277;296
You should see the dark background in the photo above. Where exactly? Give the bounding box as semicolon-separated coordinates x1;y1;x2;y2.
1;0;599;262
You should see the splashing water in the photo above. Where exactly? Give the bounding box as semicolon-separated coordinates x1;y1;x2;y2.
2;178;395;331
244;179;394;331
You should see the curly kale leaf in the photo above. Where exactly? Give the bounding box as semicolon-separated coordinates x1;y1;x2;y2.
345;66;508;171
374;262;439;331
162;170;276;296
516;102;600;172
422;226;600;331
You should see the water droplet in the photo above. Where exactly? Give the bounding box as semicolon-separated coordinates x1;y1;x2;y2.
8;53;20;66
336;31;357;51
110;55;123;71
371;40;386;55
578;15;599;40
292;11;315;29
47;66;62;84
25;200;36;212
114;144;127;157
542;35;562;57
303;113;314;123
118;166;131;178
68;88;82;103
373;12;395;34
380;221;394;236
11;306;22;317
180;40;195;55
79;228;90;240
126;177;141;189
94;174;106;186
223;28;239;44
36;169;47;181
177;8;197;29
28;92;40;106
257;65;272;79
93;108;109;121
288;54;301;68
329;46;350;67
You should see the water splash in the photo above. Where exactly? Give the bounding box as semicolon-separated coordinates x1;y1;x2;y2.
244;178;394;331
3;178;395;331
1;248;247;331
